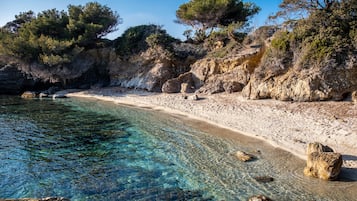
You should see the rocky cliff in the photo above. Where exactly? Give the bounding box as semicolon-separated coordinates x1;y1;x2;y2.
241;37;357;101
108;43;201;92
0;56;38;94
0;41;203;94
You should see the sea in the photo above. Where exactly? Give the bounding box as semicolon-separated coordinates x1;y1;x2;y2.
0;95;356;201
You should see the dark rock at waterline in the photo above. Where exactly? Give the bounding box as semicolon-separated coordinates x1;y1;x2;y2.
253;176;274;183
248;195;273;201
0;63;35;94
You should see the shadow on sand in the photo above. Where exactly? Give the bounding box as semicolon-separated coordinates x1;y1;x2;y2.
339;155;357;182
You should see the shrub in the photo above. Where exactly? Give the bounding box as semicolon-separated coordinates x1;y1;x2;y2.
114;24;176;57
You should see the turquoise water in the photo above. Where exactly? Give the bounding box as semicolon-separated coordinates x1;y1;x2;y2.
0;96;356;201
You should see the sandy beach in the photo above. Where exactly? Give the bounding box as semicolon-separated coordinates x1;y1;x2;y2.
67;87;357;170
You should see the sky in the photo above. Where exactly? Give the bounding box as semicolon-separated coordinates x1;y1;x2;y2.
0;0;281;40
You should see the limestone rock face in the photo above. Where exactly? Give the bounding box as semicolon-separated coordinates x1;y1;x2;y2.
162;72;195;93
110;46;198;92
304;152;343;180
304;143;343;180
242;43;357;101
190;47;261;94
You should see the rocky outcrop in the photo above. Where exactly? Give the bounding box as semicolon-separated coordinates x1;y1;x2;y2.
162;72;195;93
303;143;343;180
110;43;201;92
242;33;357;102
0;61;36;94
190;47;262;94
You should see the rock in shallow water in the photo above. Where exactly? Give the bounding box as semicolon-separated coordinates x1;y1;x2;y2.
235;151;255;162
21;91;37;99
248;195;273;201
253;176;274;183
304;152;343;180
304;143;342;180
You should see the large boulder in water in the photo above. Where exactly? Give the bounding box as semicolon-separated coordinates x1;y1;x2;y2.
304;142;343;180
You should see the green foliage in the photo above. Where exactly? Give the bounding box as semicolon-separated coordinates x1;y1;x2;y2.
0;2;120;66
268;0;357;67
146;32;176;48
271;31;290;52
114;25;176;57
176;0;260;40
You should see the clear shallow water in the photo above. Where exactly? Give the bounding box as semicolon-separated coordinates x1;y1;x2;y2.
0;96;356;201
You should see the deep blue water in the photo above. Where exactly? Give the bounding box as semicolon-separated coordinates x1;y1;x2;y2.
0;96;356;201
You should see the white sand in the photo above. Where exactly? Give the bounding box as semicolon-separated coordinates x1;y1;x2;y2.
66;87;357;168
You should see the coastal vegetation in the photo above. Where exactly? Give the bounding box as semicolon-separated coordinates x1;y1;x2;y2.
0;2;120;66
0;0;356;102
175;0;260;41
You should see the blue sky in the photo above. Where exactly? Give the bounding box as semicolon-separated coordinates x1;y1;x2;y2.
0;0;281;40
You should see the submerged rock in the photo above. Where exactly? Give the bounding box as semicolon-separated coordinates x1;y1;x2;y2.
248;195;273;201
304;143;342;180
39;92;49;98
253;176;274;183
235;151;255;162
21;91;37;99
52;94;67;99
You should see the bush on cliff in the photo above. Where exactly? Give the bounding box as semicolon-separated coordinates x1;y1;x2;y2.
114;25;177;57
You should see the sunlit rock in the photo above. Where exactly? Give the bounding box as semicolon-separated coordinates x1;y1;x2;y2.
304;142;342;180
248;195;272;201
235;151;255;162
21;91;37;99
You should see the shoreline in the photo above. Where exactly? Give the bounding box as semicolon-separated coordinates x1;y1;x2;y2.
66;87;357;169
